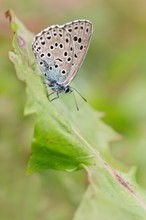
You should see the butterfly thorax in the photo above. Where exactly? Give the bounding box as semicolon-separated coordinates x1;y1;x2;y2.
48;80;72;94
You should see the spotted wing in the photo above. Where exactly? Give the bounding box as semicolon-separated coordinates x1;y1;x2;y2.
62;20;93;86
32;25;74;84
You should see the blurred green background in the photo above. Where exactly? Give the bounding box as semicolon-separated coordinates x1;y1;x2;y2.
1;0;146;219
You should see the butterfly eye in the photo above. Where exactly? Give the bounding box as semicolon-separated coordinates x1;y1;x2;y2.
65;87;70;93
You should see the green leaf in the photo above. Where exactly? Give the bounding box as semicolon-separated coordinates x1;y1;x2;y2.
74;166;146;220
8;11;146;219
8;10;118;174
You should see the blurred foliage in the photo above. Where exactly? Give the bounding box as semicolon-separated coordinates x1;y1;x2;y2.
1;0;146;219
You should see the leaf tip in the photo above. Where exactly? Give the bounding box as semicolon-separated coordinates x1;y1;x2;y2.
5;9;13;22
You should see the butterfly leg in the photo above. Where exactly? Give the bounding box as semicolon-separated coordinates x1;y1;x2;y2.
43;80;49;85
47;91;55;101
48;91;59;102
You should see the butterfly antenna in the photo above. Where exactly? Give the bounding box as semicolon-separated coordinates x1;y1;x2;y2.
70;86;87;102
72;92;79;111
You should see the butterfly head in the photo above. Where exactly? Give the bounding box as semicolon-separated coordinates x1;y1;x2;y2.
64;86;73;94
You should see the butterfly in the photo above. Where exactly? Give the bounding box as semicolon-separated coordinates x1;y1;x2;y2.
32;20;93;105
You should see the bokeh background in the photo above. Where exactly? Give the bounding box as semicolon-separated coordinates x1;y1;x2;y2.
1;0;146;219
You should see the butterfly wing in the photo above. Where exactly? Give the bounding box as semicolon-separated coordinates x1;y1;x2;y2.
61;20;93;86
32;25;74;84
